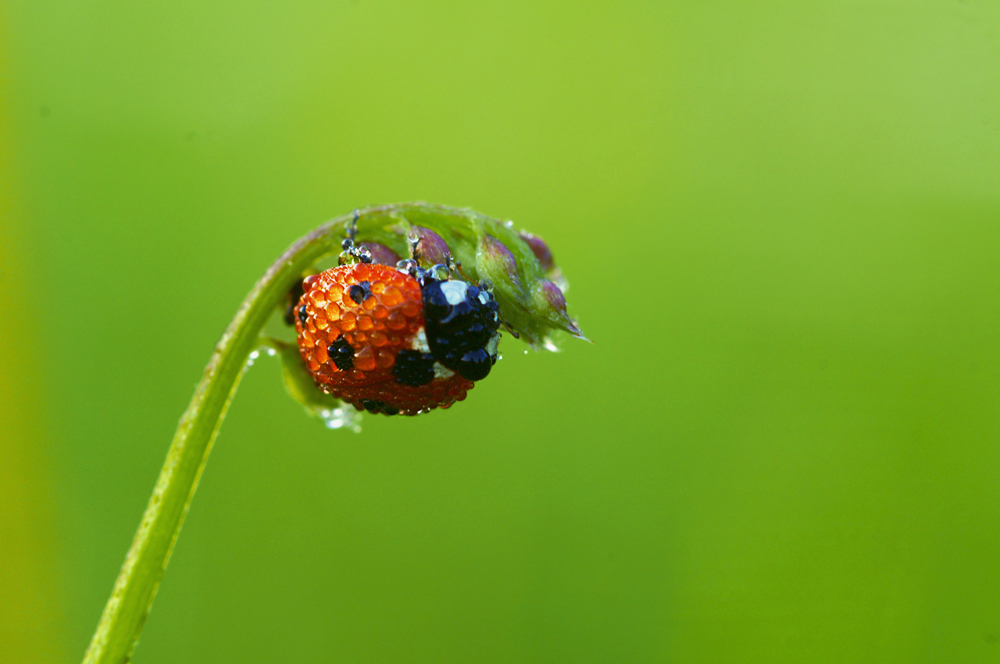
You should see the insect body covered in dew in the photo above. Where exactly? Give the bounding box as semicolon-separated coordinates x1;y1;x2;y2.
294;257;502;416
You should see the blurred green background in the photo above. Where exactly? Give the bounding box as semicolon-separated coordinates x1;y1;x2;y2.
3;2;1000;662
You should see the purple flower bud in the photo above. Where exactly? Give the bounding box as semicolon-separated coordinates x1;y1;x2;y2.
358;242;400;266
479;234;523;291
518;232;555;273
534;279;584;338
410;226;451;266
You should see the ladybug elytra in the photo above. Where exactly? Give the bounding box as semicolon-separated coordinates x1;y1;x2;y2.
294;260;501;416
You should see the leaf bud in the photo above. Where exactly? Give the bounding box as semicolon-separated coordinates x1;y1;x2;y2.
517;231;555;273
476;234;524;294
409;226;451;267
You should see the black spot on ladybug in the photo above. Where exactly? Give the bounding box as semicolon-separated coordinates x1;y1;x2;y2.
421;279;501;382
457;348;494;381
297;304;309;327
348;281;371;305
327;337;355;371
393;349;436;387
359;399;399;415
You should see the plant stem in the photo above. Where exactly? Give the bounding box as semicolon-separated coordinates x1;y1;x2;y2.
82;201;564;663
81;204;415;664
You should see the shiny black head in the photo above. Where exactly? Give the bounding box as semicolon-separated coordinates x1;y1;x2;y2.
421;279;501;382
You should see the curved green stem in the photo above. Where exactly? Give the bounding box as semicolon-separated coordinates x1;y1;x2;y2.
83;202;574;664
82;204;391;664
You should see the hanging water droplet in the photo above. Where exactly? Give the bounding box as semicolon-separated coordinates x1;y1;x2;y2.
318;405;362;432
542;338;561;353
266;347;277;357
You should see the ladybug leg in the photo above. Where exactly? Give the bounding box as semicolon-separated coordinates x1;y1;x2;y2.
500;318;520;339
346;209;360;243
338;213;356;265
337;210;373;265
406;228;422;263
447;254;470;281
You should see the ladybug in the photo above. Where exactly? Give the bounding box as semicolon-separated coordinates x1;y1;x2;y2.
293;256;501;416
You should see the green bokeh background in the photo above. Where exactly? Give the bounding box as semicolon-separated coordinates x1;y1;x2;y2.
3;2;1000;662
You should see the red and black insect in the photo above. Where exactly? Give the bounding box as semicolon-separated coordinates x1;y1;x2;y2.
293;236;500;416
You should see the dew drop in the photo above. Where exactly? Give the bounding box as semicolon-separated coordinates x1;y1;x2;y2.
245;346;280;371
318;405;362;432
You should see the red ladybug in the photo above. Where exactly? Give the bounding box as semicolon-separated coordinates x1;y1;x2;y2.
294;261;501;416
